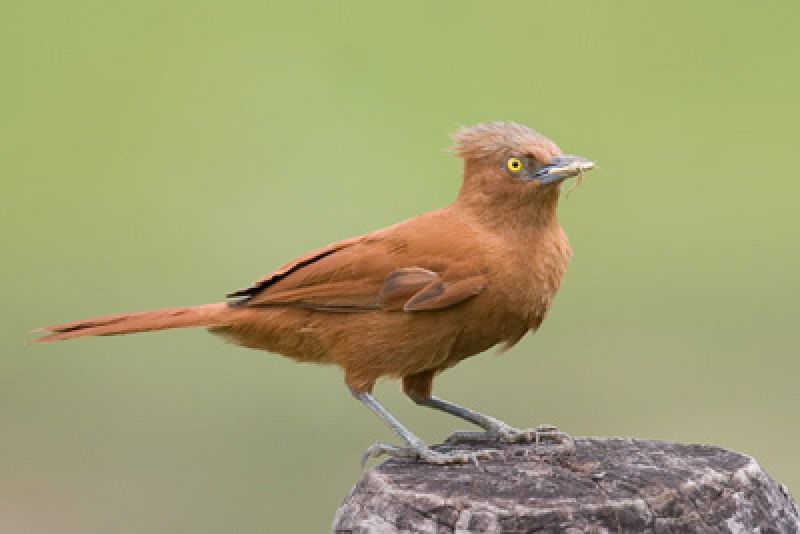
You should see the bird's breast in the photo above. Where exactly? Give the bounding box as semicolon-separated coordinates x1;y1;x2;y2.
486;225;572;335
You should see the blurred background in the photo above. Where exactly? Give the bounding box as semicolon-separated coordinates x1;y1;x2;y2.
2;2;798;532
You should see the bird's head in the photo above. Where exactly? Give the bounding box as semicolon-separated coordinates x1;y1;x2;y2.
451;122;594;224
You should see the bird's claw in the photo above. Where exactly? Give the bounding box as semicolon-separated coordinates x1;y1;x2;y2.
447;423;572;445
360;442;492;466
529;423;573;445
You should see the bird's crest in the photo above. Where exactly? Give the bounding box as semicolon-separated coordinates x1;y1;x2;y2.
451;122;558;161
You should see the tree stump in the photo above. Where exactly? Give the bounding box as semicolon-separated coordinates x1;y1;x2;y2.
333;436;799;533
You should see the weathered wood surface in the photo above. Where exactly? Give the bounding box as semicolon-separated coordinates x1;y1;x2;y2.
333;436;799;533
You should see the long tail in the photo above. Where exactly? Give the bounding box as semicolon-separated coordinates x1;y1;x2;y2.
35;303;231;342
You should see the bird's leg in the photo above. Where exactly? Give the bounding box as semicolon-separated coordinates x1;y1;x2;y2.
350;388;488;465
408;393;569;445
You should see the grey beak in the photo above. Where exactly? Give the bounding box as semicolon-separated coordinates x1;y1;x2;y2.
534;155;595;184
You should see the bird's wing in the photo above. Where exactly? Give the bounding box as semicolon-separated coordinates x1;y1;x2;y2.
226;234;486;313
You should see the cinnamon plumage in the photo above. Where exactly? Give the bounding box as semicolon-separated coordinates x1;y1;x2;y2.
37;122;595;464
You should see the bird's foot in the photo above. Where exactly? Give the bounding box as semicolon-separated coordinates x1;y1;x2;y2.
360;441;492;466
447;423;572;445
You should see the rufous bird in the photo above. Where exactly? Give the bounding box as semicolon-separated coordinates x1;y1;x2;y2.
36;122;595;464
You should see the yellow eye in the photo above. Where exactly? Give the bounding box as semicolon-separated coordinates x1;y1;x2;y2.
507;157;522;173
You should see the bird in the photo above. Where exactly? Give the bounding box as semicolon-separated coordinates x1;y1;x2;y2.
36;122;595;464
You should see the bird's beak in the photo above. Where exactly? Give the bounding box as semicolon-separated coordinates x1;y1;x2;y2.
534;155;595;185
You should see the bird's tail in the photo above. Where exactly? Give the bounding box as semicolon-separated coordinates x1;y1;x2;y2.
35;303;231;342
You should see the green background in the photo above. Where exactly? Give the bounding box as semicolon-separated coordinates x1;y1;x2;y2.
2;2;798;532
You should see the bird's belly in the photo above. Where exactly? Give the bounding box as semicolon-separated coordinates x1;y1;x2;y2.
449;305;532;361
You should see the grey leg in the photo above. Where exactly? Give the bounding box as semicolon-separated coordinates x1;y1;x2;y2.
408;393;569;445
351;389;490;465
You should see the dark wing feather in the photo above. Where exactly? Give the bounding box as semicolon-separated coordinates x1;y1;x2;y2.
403;275;486;311
226;236;363;305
